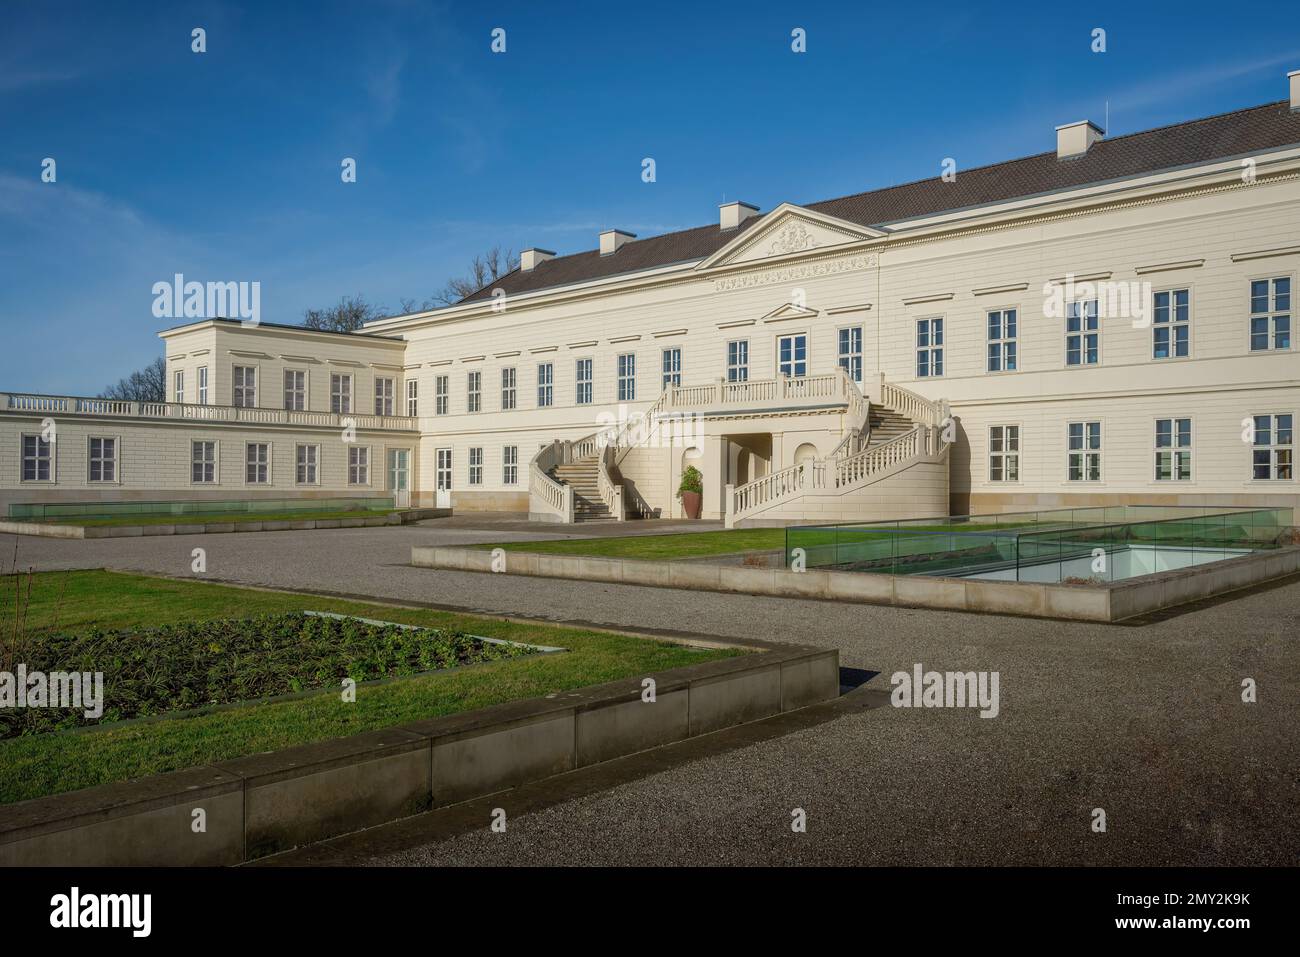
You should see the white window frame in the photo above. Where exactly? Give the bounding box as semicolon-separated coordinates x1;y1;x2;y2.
661;347;682;389
503;445;519;485
1154;417;1193;482
20;433;54;483
1250;413;1293;481
915;318;943;378
465;371;481;413
233;365;257;408
330;373;353;414
617;353;636;402
777;332;809;378
1152;288;1191;360
536;363;553;408
295;442;319;486
197;365;209;405
837;327;863;382
191;440;218;485
348;445;371;486
374;376;395;416
1248;275;1292;353
1067;421;1102;482
468;447;483;485
173;369;185;404
244;442;271;485
986;308;1018;373
283;368;307;411
726;339;749;383
406;378;418;417
501;367;517;410
434;374;449;415
88;435;119;484
575;357;593;405
1065;299;1100;367
988;425;1020;483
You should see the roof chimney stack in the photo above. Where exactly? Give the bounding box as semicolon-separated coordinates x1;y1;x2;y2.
599;229;635;256
1290;69;1300;111
719;201;760;230
520;248;556;272
1056;120;1104;160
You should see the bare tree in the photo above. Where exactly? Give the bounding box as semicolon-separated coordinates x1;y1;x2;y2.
433;246;519;305
302;294;387;333
99;356;166;402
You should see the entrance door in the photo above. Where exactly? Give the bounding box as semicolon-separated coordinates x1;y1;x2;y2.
388;448;411;508
435;448;452;508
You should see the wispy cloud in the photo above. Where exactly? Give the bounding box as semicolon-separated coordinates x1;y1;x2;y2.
1108;50;1300;117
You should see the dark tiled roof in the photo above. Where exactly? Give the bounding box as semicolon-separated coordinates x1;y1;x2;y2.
462;100;1300;304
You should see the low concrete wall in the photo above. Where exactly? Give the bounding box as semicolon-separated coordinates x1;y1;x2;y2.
0;641;837;866
0;508;450;539
412;543;1300;623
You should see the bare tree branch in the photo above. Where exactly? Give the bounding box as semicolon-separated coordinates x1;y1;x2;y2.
99;356;166;402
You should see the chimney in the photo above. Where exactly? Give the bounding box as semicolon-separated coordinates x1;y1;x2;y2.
1056;120;1104;160
599;229;635;256
1290;70;1300;111
719;201;760;230
520;248;555;272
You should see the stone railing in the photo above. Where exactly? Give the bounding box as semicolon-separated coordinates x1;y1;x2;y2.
880;380;947;429
0;392;418;432
663;370;851;414
828;374;870;459
529;441;574;523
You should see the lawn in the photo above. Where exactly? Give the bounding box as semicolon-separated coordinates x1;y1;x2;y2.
44;508;400;527
478;528;789;560
0;570;740;805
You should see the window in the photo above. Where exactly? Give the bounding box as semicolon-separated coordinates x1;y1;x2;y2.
987;309;1017;372
1067;422;1102;481
1066;299;1099;366
406;378;418;417
503;446;519;485
662;347;682;388
173;370;184;403
501;367;517;410
283;369;306;410
537;363;553;407
197;366;208;405
21;434;52;482
838;327;862;382
916;318;943;377
191;441;216;484
1249;277;1291;351
989;426;1019;482
727;340;749;382
466;371;481;413
88;437;117;483
330;373;352;414
375;376;395;416
576;358;593;405
348;446;369;485
617;353;636;401
1153;289;1190;359
296;444;318;484
777;333;808;378
435;375;449;415
1251;414;1293;480
233;366;257;407
1154;418;1192;481
245;443;270;484
468;447;483;485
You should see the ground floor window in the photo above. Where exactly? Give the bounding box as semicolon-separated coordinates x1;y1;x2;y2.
1251;413;1293;480
1067;422;1101;481
468;447;483;485
192;441;216;484
503;446;518;485
1154;418;1192;481
296;444;318;485
989;425;1019;482
348;446;369;485
21;434;52;482
245;442;270;484
89;436;117;482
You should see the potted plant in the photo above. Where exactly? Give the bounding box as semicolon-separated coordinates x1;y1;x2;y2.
677;465;703;519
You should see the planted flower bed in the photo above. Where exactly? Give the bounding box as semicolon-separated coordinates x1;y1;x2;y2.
0;612;535;737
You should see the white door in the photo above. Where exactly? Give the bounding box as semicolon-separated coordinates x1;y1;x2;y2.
435;448;452;508
388;449;410;508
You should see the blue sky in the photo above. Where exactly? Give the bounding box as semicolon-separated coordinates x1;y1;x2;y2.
1;0;1297;393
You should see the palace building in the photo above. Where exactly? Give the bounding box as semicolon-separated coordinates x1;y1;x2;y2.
3;76;1299;527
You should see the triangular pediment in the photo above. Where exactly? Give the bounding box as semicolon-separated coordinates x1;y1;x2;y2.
697;203;886;271
759;302;820;322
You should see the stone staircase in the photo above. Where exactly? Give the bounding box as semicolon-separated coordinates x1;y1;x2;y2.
866;406;914;448
549;455;614;522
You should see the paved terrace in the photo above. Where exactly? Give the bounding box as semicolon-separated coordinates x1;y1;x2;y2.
7;517;1298;866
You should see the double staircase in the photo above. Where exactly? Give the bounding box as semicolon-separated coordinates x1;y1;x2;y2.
548;455;615;522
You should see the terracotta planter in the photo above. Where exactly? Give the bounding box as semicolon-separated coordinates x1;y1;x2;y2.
680;490;702;519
